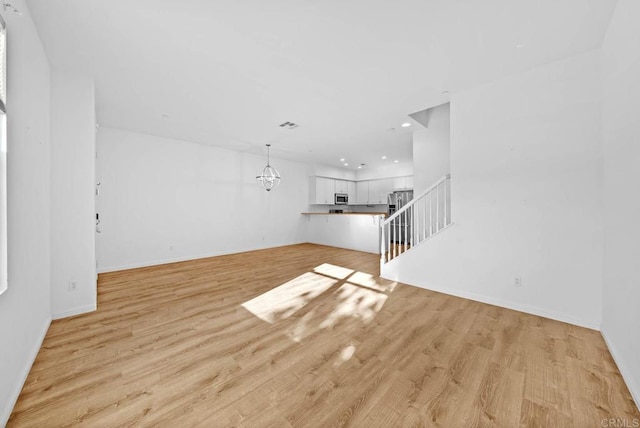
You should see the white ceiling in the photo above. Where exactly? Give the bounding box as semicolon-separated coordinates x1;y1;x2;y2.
26;0;616;170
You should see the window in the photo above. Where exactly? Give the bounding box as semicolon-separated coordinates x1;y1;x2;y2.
0;15;7;295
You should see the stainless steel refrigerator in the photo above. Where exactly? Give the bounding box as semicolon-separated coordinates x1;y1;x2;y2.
387;190;414;244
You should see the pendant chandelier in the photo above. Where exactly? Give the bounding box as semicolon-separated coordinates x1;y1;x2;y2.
256;144;281;191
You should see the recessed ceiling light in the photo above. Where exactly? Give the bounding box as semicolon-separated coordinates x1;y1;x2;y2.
357;165;362;169
381;155;387;160
516;44;524;49
394;160;399;163
344;163;349;167
340;158;345;162
401;122;411;128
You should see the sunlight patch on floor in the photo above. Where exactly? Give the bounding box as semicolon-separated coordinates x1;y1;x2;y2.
313;263;354;279
243;263;393;352
288;309;317;343
335;343;357;367
319;283;388;329
348;271;397;293
241;272;337;323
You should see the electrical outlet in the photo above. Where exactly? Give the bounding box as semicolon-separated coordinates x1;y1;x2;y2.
68;280;78;292
514;277;522;287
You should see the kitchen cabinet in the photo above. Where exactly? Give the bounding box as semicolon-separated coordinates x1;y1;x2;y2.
405;176;414;190
367;180;381;204
310;175;413;205
347;181;356;205
393;176;414;191
334;179;348;194
365;179;393;204
355;181;369;204
377;179;394;204
355;179;392;204
309;176;335;204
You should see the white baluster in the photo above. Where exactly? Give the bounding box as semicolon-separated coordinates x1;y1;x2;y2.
404;209;407;253
392;218;396;260
436;183;440;232
423;197;427;241
430;189;434;234
442;182;446;227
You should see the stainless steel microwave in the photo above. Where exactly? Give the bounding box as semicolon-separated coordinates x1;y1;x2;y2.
334;193;348;205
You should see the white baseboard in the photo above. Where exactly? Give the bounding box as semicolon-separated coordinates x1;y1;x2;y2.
97;242;306;274
52;303;96;320
383;274;600;330
305;240;378;254
601;327;640;411
0;316;51;427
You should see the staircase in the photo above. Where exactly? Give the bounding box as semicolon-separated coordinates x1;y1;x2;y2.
380;174;452;267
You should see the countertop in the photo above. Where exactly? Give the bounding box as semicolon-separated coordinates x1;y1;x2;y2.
301;212;387;216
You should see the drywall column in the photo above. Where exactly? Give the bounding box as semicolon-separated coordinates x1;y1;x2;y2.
600;0;640;408
412;103;450;195
383;50;603;329
50;72;96;318
0;1;52;424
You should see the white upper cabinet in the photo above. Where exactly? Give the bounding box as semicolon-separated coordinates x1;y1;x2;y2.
377;179;394;204
392;176;414;191
309;176;335;204
355;181;369;204
347;181;356;204
367;180;381;204
310;175;413;205
405;176;414;190
355;179;396;204
334;179;348;194
309;177;359;205
367;179;393;204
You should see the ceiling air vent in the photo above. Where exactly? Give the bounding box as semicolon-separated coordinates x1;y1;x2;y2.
279;121;299;130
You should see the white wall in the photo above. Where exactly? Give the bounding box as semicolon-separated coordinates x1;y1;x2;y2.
311;164;357;181
383;50;604;329
600;0;640;408
50;72;96;318
96;127;309;272
356;162;413;181
0;2;52;425
413;103;450;195
312;163;413;183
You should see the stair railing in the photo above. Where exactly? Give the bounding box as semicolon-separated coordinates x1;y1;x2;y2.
380;174;452;266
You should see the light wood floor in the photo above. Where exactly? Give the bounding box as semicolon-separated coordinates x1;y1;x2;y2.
9;244;639;427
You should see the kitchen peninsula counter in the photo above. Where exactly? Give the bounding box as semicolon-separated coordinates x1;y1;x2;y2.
301;212;387;216
302;212;384;254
